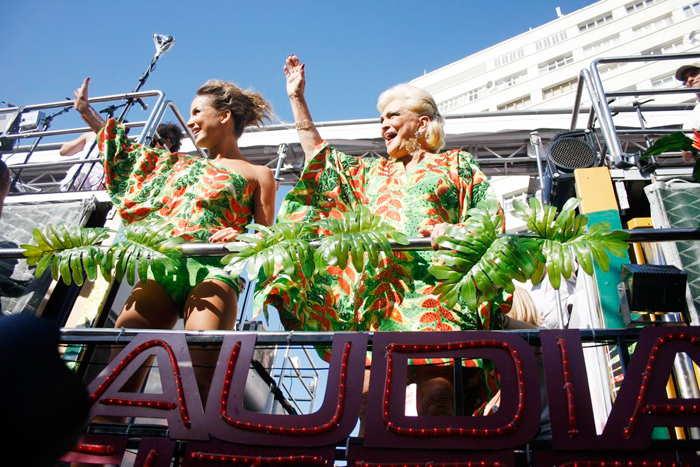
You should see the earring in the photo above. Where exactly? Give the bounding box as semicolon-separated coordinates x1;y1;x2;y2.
405;130;424;157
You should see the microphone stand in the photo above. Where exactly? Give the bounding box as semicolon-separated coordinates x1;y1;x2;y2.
116;45;170;123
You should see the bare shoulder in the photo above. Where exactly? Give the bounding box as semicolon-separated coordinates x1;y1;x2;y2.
252;164;275;185
218;158;274;189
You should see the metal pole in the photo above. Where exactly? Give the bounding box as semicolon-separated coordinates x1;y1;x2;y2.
530;132;545;203
3;228;700;260
56;326;651;346
274;144;287;181
116;35;174;124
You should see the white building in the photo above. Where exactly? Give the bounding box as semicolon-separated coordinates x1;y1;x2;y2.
411;0;700;114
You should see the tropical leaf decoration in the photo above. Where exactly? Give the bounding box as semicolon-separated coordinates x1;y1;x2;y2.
641;129;700;183
428;197;629;309
223;205;410;324
429;200;541;310
102;222;184;285
22;223;110;286
641;131;696;158
223;222;316;281
314;205;409;272
21;221;183;286
224;206;409;280
512;197;629;287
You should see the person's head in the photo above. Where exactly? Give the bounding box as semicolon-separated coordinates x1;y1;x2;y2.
675;65;700;90
377;84;445;159
154;122;183;152
188;80;273;149
509;286;540;327
0;160;10;218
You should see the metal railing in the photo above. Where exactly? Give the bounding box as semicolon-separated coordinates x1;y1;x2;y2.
0;91;207;194
570;52;700;167
2;227;699;261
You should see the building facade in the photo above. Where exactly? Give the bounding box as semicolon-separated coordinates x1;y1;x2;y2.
410;0;700;113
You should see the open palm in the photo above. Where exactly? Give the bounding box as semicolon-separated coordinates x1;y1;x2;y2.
284;55;305;99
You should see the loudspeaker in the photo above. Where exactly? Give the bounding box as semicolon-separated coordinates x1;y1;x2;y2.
543;130;597;210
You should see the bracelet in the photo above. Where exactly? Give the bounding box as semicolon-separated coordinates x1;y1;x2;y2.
295;120;314;130
81;106;105;128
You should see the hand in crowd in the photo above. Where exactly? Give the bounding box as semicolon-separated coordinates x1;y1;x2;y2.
209;227;239;243
73;77;91;114
284;55;305;100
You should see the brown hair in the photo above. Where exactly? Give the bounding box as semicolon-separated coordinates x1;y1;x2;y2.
196;80;273;138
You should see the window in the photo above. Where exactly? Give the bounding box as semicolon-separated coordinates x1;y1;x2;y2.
539;54;574;74
438;88;483;113
579;13;613;33
644;39;684;55
683;1;700;16
497;95;531;111
542;78;579;100
651;75;676;89
626;0;658;13
535;31;568;51
494;48;525;68
583;35;621;57
495;70;528;91
633;15;673;36
598;62;627;78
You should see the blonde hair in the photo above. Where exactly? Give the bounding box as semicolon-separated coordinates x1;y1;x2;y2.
196;79;273;138
509;286;539;327
377;84;446;152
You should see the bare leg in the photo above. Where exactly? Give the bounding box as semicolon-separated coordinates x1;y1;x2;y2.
183;279;238;404
73;282;178;467
115;280;179;329
110;281;179;392
415;365;454;416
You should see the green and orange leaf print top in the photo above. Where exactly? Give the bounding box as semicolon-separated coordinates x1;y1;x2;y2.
97;119;254;241
260;141;512;337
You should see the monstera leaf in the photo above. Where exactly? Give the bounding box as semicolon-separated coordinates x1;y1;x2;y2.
103;222;184;285
641;131;695;158
428;197;629;308
22;221;183;286
641;129;700;183
429;200;540;309
224;206;409;284
223;222;316;281
512;197;629;288
22;223;110;286
315;205;409;273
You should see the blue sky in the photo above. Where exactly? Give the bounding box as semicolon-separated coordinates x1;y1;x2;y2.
1;0;596;125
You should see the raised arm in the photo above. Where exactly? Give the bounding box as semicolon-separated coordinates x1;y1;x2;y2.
73;78;105;133
59;132;96;156
285;55;322;164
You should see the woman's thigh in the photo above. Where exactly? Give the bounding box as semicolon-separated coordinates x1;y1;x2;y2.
183;279;238;331
115;281;179;329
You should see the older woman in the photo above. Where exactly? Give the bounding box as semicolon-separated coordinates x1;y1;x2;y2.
73;77;276;397
262;56;512;417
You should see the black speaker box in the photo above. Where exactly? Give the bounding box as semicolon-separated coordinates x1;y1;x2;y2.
543;130;597;210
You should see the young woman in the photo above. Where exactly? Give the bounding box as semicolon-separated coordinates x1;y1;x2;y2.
74;77;276;396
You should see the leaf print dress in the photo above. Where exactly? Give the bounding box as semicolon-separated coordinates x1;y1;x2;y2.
258;141;512;338
97;119;254;306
